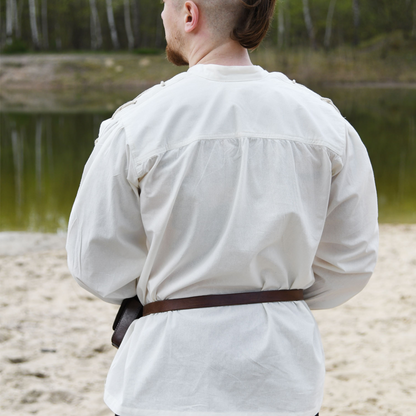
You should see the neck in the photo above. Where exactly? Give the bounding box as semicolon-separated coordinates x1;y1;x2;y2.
187;38;253;67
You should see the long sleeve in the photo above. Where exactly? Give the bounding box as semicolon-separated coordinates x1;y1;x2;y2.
304;122;379;309
66;118;147;304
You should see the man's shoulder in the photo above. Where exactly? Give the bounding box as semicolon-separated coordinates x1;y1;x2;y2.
267;71;342;113
264;70;346;145
135;71;190;102
112;71;189;120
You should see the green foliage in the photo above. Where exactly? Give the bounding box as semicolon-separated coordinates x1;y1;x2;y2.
1;39;29;54
0;0;414;51
268;0;415;49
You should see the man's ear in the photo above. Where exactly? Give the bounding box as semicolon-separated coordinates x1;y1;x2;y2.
184;1;199;33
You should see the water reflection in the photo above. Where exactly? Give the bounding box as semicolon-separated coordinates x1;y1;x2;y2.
317;87;416;223
1;111;113;231
1;87;415;232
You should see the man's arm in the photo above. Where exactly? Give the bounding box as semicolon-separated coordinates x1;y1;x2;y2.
66;119;147;304
304;122;379;310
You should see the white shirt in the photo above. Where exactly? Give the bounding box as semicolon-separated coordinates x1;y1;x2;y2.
66;65;378;416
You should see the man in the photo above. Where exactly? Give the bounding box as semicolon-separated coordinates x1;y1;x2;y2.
66;0;378;415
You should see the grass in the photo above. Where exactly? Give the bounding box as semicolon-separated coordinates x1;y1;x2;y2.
251;42;416;85
51;53;183;90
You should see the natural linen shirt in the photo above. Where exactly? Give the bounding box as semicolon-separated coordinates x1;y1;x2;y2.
66;65;378;416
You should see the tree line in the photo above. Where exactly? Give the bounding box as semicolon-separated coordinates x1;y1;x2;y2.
1;0;415;53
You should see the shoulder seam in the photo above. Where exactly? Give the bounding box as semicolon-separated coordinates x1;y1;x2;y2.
131;134;344;168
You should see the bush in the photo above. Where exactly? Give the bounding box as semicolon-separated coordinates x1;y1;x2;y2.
1;39;29;54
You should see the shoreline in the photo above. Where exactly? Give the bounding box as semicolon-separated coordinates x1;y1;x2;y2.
1;52;416;93
0;232;67;257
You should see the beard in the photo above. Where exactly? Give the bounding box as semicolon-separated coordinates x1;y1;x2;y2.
166;43;189;66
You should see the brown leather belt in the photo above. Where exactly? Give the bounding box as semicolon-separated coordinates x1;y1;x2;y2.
142;289;304;316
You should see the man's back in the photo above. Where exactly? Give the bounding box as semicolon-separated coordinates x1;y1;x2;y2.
67;65;378;415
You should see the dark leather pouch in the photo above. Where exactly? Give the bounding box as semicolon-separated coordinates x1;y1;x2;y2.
111;296;143;348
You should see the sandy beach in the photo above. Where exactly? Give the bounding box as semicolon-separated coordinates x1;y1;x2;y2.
0;225;415;415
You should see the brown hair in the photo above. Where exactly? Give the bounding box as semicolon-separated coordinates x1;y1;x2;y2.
232;0;276;50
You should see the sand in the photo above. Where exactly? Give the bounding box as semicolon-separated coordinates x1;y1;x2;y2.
0;225;415;415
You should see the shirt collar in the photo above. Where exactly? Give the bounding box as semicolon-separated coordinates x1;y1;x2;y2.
187;64;268;82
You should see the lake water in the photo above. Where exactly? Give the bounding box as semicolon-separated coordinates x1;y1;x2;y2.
1;86;415;232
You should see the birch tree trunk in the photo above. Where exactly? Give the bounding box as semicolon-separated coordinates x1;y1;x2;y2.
412;0;416;38
41;0;48;49
124;0;134;50
6;0;14;43
324;0;337;50
302;0;316;49
28;0;41;50
89;0;103;50
13;0;21;38
106;0;120;50
352;0;360;45
277;0;285;49
15;0;24;38
132;0;140;48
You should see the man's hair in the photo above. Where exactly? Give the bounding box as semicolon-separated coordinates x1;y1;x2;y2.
174;0;276;50
232;0;276;50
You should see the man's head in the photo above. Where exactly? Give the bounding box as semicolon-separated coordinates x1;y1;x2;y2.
161;0;276;66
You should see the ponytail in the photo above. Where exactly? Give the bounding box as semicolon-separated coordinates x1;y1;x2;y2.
232;0;276;50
